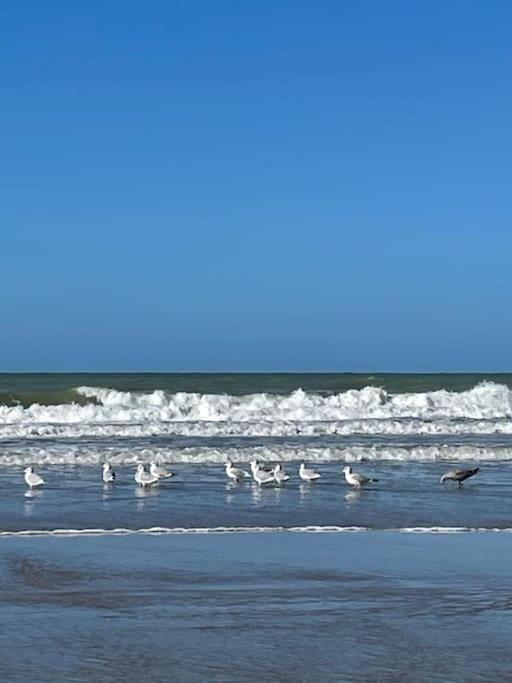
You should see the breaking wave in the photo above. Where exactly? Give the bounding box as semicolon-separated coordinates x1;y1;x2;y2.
0;381;512;439
0;444;511;466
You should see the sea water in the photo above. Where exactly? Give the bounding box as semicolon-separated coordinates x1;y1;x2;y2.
1;372;512;532
1;374;512;680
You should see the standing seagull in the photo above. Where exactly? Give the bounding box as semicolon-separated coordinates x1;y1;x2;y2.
24;466;45;489
150;461;174;480
251;461;275;486
343;465;378;490
135;464;159;487
102;463;116;483
299;462;320;482
225;460;251;482
440;467;479;488
273;463;290;485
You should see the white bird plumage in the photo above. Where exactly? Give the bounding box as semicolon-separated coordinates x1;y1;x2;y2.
102;463;115;483
24;466;44;489
299;462;320;482
250;460;275;486
150;461;174;480
273;463;290;484
342;465;378;489
135;463;159;487
225;460;251;482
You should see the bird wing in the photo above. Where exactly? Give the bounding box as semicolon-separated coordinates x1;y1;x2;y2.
260;471;274;482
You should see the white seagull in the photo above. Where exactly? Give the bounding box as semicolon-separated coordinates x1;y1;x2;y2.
102;463;116;483
225;460;251;482
24;466;45;489
251;460;275;486
135;464;159;487
273;463;290;485
342;465;378;490
149;461;174;480
299;462;320;482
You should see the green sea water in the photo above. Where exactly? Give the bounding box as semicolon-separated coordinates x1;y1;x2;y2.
0;372;510;407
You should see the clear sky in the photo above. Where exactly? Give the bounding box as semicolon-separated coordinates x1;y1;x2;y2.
1;1;511;372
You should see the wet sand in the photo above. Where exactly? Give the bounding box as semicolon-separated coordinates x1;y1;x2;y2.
0;531;510;681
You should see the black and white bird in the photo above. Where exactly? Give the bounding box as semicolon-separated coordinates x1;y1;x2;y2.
102;463;115;483
440;467;479;488
342;465;378;490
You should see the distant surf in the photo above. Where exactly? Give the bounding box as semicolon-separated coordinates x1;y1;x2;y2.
1;381;512;442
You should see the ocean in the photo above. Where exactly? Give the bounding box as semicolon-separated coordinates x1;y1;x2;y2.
2;373;512;680
1;372;512;531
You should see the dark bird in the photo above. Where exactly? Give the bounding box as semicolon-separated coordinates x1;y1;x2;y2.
440;467;479;488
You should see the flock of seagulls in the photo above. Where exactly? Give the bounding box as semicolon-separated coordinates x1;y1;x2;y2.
23;462;481;490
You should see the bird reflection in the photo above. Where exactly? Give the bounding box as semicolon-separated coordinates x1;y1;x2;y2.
23;488;43;515
24;488;43;500
135;484;159;510
345;490;362;504
299;483;312;501
225;481;241;492
102;483;115;501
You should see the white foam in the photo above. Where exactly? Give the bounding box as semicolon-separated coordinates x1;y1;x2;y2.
3;418;512;440
1;525;511;538
0;382;512;440
0;443;510;466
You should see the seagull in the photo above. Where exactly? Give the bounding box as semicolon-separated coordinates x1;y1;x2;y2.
273;463;290;485
251;461;275;486
149;461;174;480
250;459;273;475
342;465;378;489
135;464;159;487
24;466;45;489
440;467;479;488
225;460;251;482
299;462;320;482
102;463;115;483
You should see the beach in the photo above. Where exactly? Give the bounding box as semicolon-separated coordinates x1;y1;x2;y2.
1;373;512;680
1;531;510;682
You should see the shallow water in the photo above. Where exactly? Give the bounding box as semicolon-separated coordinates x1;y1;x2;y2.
1;374;509;680
1;461;511;533
0;532;511;682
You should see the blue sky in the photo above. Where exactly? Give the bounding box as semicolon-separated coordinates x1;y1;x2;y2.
1;1;511;371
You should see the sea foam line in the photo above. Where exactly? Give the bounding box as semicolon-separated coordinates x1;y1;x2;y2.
2;382;512;440
1;525;512;538
1;444;511;466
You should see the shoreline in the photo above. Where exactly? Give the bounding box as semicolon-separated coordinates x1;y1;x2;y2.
2;524;512;537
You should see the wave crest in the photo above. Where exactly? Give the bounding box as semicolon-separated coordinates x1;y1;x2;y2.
0;382;510;439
